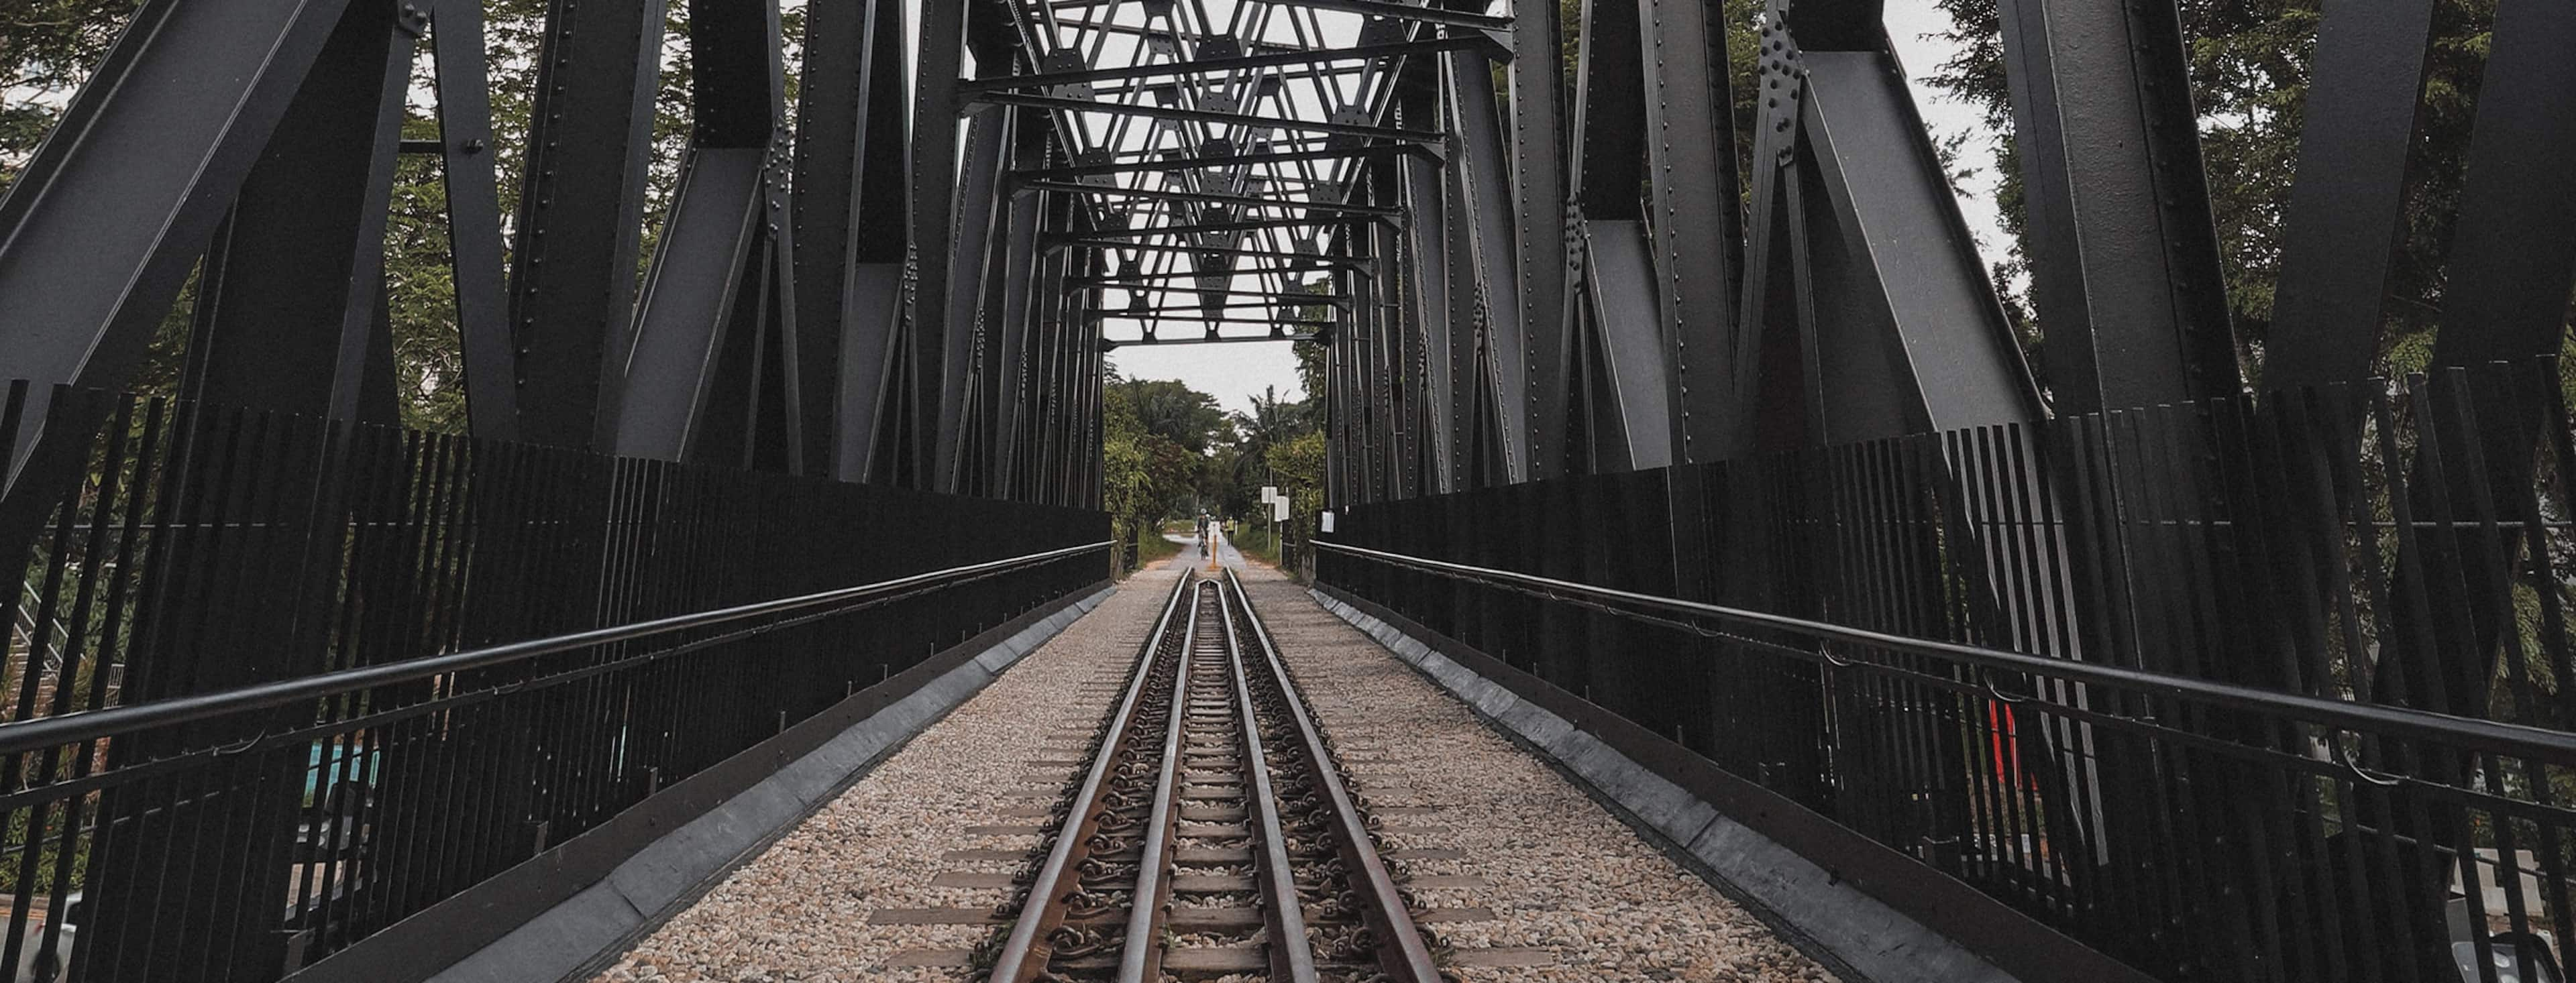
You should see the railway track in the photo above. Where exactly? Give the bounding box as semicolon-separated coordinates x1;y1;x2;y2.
987;568;1444;983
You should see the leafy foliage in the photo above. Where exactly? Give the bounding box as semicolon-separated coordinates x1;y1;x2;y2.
1921;0;2524;386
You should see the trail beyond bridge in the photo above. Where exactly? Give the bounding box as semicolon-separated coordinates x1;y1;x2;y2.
0;0;2569;980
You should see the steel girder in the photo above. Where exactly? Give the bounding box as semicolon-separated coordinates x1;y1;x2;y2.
2261;0;2440;392
1506;0;1572;481
611;0;802;471
793;0;910;481
1994;0;2241;413
0;0;1114;512
510;0;667;449
185;0;417;428
0;0;358;485
15;0;2546;533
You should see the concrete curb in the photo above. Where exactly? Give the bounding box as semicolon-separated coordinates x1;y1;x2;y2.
1309;589;2017;983
425;585;1118;983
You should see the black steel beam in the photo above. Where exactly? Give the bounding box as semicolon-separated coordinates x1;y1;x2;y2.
904;0;971;489
1801;50;2041;437
1058;239;1375;269
0;0;355;480
1101;333;1322;346
611;0;800;471
934;103;1016;492
985;117;1051;497
1051;216;1380;244
430;0;518;441
1442;44;1527;483
2261;0;2438;392
959;36;1495;95
1016;180;1403;217
1016;145;1417;181
841;0;912;483
1637;0;1741;461
2422;0;2576;372
508;0;667;449
610;148;770;461
1046;0;1513;30
972;91;1447;145
1995;0;2241;412
1508;0;1572;479
186;0;413;426
1073;264;1347;285
790;0;896;474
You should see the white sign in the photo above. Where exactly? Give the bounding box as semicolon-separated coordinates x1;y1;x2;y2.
1260;485;1278;504
1271;495;1289;522
1318;510;1335;533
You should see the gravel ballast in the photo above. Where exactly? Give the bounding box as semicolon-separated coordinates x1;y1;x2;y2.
587;559;1191;983
1234;564;1833;983
588;552;1831;982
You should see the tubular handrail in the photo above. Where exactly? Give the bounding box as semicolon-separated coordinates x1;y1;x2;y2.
0;540;1112;757
1315;539;2576;765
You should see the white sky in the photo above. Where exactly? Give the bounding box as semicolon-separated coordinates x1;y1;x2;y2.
1114;1;2009;415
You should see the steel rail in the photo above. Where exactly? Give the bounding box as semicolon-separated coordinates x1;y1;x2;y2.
987;572;1193;983
1225;568;1442;981
1117;581;1205;982
0;540;1113;757
1313;540;2576;764
1218;583;1323;982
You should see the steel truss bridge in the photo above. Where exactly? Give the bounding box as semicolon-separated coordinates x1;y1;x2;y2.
0;0;2569;980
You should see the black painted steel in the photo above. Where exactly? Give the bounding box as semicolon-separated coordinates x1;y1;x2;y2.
1322;357;2576;982
3;0;2575;974
0;385;1106;983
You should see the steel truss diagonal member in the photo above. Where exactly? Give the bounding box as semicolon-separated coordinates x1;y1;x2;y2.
186;0;419;430
1995;0;2242;413
1725;6;2040;454
613;0;804;472
792;0;910;480
0;0;358;487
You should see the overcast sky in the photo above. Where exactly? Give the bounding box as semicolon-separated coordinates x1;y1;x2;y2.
1113;1;2007;414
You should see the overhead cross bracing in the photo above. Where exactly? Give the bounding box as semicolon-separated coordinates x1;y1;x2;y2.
965;0;1481;353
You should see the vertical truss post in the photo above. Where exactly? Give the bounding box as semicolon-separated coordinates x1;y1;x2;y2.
1441;48;1527;483
941;103;1016;493
1507;0;1573;478
1401;97;1456;496
838;0;914;483
988;121;1052;498
510;0;668;449
906;0;971;491
1563;0;1678;472
1638;0;1742;461
790;0;900;476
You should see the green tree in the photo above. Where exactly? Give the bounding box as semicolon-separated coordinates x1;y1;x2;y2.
1114;378;1234;454
1923;0;2516;384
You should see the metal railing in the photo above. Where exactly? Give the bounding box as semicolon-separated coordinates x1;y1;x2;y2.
1322;538;2576;983
0;384;1111;982
1319;358;2576;983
